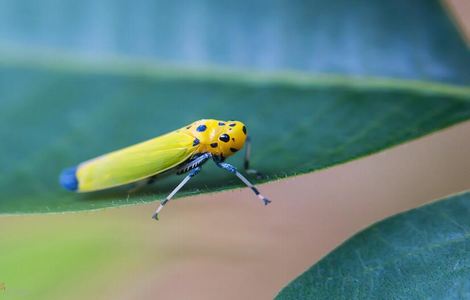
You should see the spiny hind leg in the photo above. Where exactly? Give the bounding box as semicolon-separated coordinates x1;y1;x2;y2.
152;167;202;221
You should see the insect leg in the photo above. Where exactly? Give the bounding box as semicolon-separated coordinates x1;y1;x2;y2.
244;136;264;179
152;166;202;221
177;152;212;174
215;162;271;205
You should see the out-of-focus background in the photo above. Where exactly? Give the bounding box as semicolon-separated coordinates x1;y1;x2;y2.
0;1;469;299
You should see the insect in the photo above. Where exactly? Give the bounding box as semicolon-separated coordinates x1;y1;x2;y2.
60;119;270;220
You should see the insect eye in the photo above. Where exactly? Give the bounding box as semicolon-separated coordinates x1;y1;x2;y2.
219;134;230;143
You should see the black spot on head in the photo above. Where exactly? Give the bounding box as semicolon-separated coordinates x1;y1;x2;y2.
230;148;239;153
210;142;218;148
229;123;236;127
232;138;235;141
218;122;225;126
196;124;207;132
242;126;247;135
186;126;191;129
193;138;200;146
219;134;230;143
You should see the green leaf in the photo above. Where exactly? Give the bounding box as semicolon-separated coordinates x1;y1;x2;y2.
0;60;469;214
276;191;470;299
0;0;468;84
0;0;469;213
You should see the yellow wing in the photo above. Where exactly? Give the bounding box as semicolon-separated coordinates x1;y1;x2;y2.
72;130;197;192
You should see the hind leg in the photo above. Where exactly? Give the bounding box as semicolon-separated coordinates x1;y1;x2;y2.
244;136;264;179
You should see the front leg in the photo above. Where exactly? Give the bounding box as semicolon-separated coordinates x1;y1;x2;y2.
215;161;271;205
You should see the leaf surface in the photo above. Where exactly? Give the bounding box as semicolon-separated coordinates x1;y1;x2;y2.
0;61;469;213
276;191;470;299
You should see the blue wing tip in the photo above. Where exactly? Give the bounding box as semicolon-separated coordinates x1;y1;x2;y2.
60;166;79;191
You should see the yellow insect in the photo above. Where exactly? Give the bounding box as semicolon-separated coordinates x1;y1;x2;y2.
60;119;270;220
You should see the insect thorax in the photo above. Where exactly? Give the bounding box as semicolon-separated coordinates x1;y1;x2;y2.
183;119;247;160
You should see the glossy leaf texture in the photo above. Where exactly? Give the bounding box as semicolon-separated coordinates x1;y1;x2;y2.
276;191;470;299
0;0;468;84
0;60;469;213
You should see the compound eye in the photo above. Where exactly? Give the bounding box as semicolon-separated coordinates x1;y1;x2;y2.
219;134;230;143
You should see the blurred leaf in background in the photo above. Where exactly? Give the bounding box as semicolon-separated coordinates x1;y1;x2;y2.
276;191;470;299
0;0;468;84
